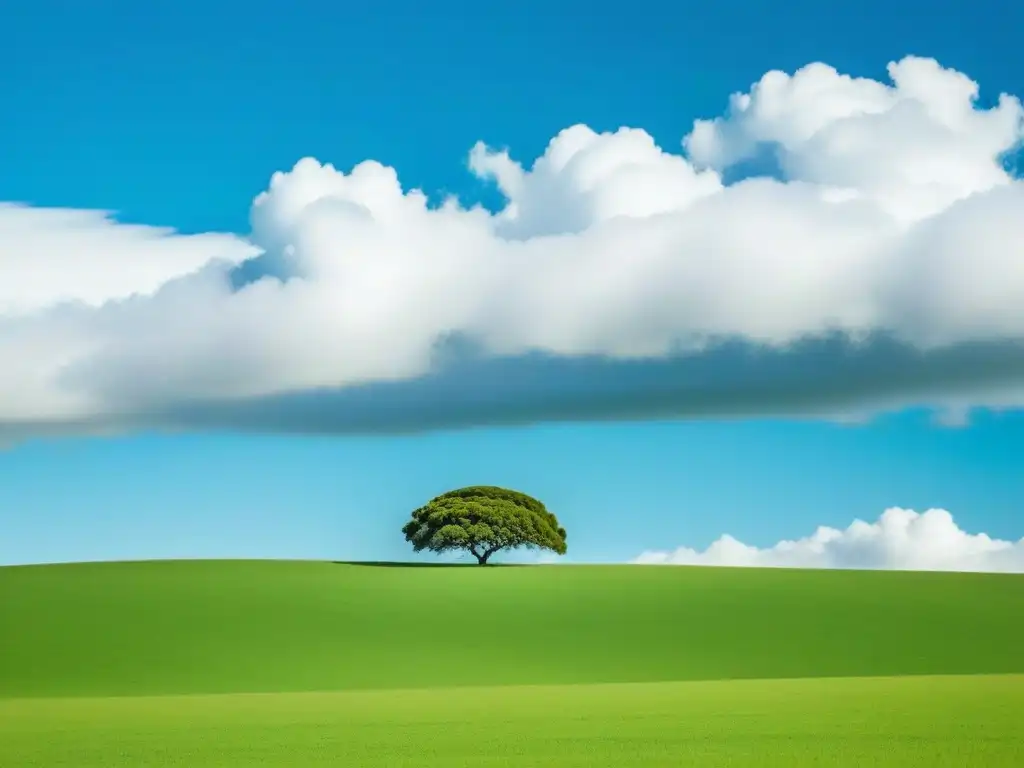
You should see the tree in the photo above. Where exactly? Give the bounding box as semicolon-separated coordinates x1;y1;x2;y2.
401;486;567;565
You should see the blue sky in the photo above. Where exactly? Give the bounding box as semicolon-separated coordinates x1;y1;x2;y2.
1;0;1022;568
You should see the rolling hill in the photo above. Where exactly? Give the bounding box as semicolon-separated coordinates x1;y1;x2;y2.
2;559;1022;698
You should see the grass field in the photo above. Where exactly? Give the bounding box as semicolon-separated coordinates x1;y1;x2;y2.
2;560;1022;765
3;675;1022;767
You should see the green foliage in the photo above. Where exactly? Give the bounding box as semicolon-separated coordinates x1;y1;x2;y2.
401;486;568;564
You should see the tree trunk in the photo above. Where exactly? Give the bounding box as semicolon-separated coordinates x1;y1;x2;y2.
472;544;502;565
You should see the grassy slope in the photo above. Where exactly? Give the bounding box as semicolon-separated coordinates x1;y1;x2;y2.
2;559;1023;698
3;675;1023;767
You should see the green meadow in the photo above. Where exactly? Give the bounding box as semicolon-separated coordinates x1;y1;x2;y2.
2;560;1022;765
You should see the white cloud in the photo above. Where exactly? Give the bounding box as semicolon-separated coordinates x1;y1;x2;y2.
685;58;1021;223
632;508;1024;573
1;55;1024;436
0;204;257;317
0;207;257;421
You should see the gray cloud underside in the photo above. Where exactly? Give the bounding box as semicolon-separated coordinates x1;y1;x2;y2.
4;334;1021;441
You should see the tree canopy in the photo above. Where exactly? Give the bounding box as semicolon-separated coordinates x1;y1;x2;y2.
401;486;567;565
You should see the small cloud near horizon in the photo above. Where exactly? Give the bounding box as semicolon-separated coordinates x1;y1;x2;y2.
632;508;1024;573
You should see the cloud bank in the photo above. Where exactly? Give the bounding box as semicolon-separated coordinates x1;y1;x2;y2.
2;56;1024;438
632;508;1024;573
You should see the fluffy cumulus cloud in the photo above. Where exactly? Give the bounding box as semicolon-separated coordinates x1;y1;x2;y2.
2;56;1024;438
632;508;1024;573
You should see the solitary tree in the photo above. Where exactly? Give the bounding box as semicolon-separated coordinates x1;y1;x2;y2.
402;486;567;565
